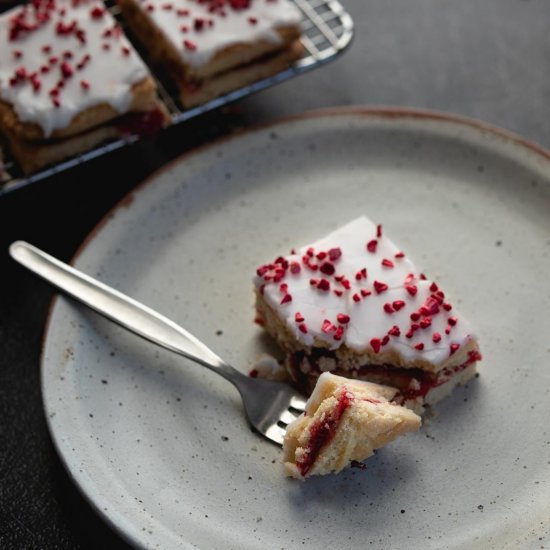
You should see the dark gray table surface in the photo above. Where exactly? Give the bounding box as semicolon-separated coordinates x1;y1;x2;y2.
1;0;548;548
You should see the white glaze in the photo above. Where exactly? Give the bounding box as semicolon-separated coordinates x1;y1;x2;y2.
255;217;478;365
137;0;302;69
0;0;150;136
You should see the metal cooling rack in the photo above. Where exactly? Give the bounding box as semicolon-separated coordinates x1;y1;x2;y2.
0;0;354;195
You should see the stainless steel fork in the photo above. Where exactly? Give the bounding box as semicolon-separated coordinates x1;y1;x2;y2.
9;241;306;446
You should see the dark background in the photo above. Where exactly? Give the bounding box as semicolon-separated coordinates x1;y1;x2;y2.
1;0;548;547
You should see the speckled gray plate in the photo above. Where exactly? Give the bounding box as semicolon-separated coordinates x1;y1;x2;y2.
42;107;550;550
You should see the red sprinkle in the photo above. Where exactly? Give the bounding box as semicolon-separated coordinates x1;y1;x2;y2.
322;320;336;334
290;261;301;274
248;16;257;24
450;343;460;355
334;326;344;341
30;76;41;92
381;258;394;268
320;262;335;276
60;62;73;78
388;325;400;337
328;248;342;261
432;332;442;343
352;293;361;302
405;284;418;296
443;303;453;311
361;289;372;297
429;282;439;292
15;67;27;79
317;279;330;292
80;79;90;90
90;6;105;18
448;316;458;326
376;224;382;238
337;313;350;324
280;294;292;305
383;303;394;314
370;338;382;353
366;239;378;253
392;300;405;311
420;317;432;329
394;251;405;258
373;281;388;294
295;312;304;323
415;342;425;351
298;323;308;334
184;39;197;51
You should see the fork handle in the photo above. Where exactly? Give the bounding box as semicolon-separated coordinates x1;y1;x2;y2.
9;241;240;379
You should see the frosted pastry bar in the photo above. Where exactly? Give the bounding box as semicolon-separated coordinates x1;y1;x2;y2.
0;0;167;174
254;216;482;412
117;0;303;107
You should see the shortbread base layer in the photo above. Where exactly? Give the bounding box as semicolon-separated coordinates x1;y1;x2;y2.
180;41;303;108
2;105;168;174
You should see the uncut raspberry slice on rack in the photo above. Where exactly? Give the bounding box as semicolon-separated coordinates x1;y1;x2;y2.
0;0;167;174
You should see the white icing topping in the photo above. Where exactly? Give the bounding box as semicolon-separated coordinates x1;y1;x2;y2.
137;0;302;69
255;217;479;366
0;0;150;136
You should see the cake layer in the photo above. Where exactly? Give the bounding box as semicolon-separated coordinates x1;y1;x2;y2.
284;346;480;412
2;106;168;174
283;372;421;478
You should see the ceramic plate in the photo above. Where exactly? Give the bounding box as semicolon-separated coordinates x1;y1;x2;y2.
41;107;550;549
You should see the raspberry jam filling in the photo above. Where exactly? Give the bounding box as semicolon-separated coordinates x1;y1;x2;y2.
288;349;482;402
296;390;352;476
117;107;165;138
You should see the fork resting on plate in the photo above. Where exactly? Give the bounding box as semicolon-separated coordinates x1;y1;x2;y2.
9;241;306;446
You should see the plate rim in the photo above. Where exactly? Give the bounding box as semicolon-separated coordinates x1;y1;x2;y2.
39;105;550;549
72;105;550;267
